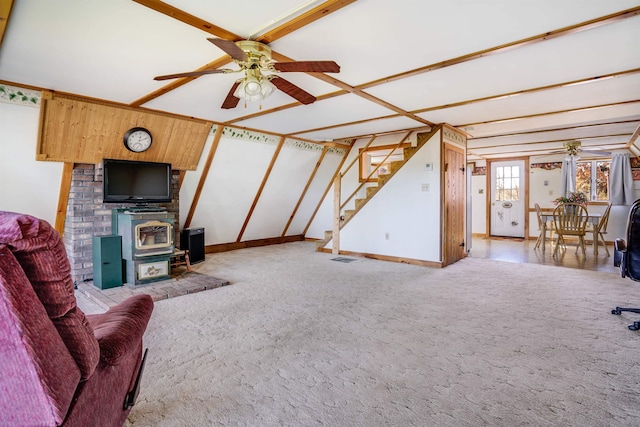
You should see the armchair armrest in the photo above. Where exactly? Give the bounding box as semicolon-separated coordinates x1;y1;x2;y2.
87;294;154;366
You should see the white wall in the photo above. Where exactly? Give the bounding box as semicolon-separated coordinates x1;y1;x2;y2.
0;101;63;225
321;131;443;262
179;128;344;246
470;160;487;235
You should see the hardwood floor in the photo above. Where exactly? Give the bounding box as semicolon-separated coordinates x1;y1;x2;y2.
468;236;617;274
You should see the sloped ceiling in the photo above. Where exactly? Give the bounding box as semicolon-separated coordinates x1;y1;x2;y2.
0;0;639;160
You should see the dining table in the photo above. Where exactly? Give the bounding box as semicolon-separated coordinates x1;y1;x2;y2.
539;209;603;255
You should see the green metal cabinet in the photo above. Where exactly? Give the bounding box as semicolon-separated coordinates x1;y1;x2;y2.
92;235;123;289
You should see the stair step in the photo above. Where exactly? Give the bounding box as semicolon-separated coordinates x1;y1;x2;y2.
378;174;391;185
324;230;333;240
355;198;367;210
404;147;417;158
365;186;378;198
343;209;356;221
389;160;405;173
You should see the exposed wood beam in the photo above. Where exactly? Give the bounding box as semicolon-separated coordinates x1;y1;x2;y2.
54;162;73;235
255;0;357;44
303;144;352;235
293;113;401;136
340;131;412;210
184;124;223;229
470;143;628;159
337;126;431;143
248;68;640;140
223;50;434;127
412;68;640;115
459;100;640;129
342;135;376;177
470;134;633;151
132;0;242;40
130;56;235;107
228;6;640;129
129;0;244;107
237;137;286;242
358;6;640;90
627;124;640;150
281;146;329;237
468;119;640;141
0;0;13;49
130;0;356;107
223;89;346;124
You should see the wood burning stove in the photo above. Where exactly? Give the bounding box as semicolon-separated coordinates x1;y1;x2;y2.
113;209;175;285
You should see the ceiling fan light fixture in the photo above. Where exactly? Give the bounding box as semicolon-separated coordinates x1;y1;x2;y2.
234;70;276;103
244;76;262;96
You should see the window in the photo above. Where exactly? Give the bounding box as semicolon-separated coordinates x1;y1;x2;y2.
495;165;520;201
576;159;610;201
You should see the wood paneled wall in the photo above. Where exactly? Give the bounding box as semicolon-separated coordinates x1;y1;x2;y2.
37;91;212;170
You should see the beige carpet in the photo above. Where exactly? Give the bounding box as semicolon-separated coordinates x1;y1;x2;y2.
125;241;640;427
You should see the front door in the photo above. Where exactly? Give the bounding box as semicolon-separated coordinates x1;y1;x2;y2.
490;160;525;238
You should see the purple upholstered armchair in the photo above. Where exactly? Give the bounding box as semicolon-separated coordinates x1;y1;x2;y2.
0;211;154;426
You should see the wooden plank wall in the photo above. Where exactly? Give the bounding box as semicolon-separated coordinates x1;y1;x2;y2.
37;91;212;170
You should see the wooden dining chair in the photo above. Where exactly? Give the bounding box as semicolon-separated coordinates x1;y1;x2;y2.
534;203;554;250
552;203;589;257
587;202;611;256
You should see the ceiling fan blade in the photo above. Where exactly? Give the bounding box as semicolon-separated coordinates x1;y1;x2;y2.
221;81;241;109
154;69;229;81
208;38;248;62
273;61;340;73
270;76;316;105
580;149;612;156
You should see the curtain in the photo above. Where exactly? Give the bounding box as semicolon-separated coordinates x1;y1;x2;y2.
560;155;576;196
610;153;634;205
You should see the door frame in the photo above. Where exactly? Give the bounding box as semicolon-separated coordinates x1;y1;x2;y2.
442;142;466;266
485;157;530;239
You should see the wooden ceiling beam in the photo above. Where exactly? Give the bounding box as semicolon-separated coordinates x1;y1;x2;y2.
0;0;14;49
459;100;640;129
469;120;640;141
470;134;633;150
358;6;640;91
412;68;640;115
132;0;243;40
228;12;640;130
256;0;357;44
130;0;357;107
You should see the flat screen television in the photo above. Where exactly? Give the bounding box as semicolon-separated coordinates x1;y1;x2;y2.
102;159;172;204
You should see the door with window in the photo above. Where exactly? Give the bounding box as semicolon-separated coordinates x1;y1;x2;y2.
490;160;525;238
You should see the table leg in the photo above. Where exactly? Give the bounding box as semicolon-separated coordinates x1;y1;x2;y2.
593;229;598;256
541;222;546;252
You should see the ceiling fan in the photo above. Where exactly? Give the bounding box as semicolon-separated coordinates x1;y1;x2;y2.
549;140;612;158
154;38;340;109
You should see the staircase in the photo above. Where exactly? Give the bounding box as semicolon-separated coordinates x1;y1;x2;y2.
316;126;439;251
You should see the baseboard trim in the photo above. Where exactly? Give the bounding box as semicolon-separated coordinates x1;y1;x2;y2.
205;235;305;253
318;247;443;268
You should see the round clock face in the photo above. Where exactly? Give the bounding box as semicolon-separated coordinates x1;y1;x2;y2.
124;127;152;152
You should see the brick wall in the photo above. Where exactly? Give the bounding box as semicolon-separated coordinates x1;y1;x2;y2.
63;163;180;284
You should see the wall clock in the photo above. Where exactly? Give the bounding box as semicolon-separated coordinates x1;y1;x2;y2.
123;127;152;152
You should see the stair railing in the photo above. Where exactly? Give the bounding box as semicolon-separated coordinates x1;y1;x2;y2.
340;130;412;212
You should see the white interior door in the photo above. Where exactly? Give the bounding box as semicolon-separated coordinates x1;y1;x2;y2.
490;160;525;237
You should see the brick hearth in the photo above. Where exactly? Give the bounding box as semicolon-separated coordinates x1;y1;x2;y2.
63;163;180;285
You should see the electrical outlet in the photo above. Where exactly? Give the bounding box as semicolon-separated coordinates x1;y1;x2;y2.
421;183;429;192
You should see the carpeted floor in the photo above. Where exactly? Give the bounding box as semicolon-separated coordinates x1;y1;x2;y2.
125;241;640;427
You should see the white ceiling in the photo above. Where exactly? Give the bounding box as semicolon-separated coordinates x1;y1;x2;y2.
1;0;639;159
